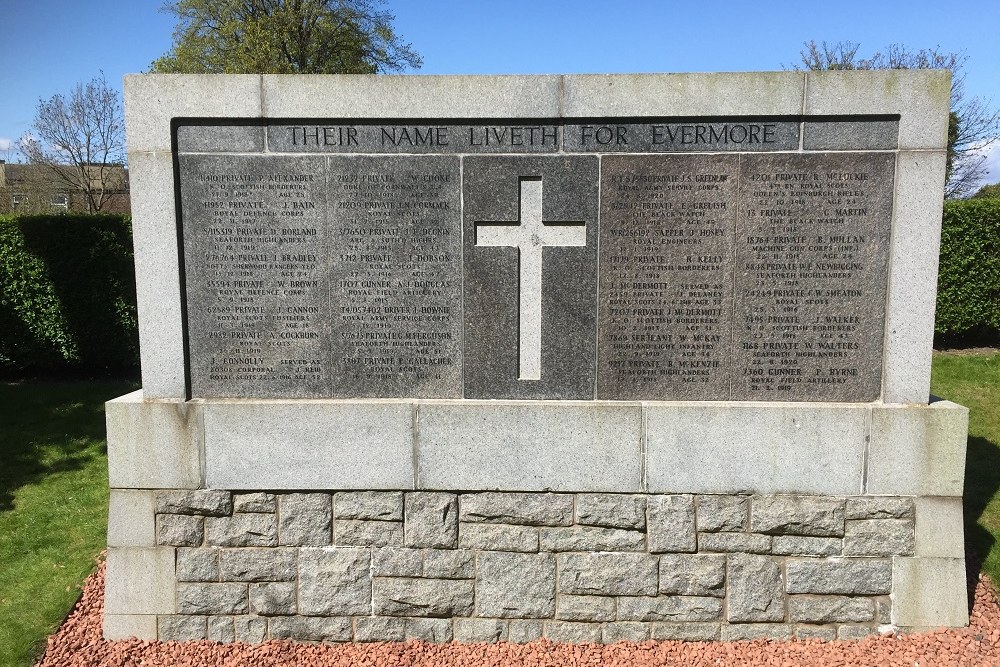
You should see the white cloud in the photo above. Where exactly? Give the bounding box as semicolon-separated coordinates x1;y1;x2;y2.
980;143;1000;187
0;137;11;152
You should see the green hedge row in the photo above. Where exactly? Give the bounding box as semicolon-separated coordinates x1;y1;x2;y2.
0;214;139;376
0;202;996;378
936;199;1000;344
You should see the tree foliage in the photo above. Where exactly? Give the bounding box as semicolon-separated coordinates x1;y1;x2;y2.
152;0;421;74
795;41;1000;198
18;74;127;214
972;182;1000;199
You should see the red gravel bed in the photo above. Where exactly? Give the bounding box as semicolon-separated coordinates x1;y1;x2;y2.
39;560;1000;667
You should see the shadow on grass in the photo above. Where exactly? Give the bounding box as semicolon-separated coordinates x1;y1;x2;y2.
0;381;136;512
965;434;1000;606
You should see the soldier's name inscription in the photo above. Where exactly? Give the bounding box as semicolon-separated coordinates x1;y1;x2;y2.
176;117;896;401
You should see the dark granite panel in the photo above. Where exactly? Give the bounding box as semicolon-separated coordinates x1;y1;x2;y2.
327;156;463;398
267;123;560;153
732;153;895;401
596;155;738;400
177;124;265;153
179;154;331;397
803;121;899;150
564;121;799;153
463;155;599;399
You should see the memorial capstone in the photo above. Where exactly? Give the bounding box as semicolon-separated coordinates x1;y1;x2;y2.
105;72;970;644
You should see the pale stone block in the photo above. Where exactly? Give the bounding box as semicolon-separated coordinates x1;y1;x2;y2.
651;622;720;641
616;596;722;622
891;557;968;628
354;616;406;642
107;490;156;547
646;494;696;553
106;392;201;488
406;618;453;642
104;547;176;615
563;72;805;117
603;622;650;642
507;619;542;643
126;151;186;398
726;555;783;622
543;620;602;643
417;402;642;491
262;74;562;119
804;70;951;150
453;618;508;643
645;404;866;494
102;614;158;640
475;552;555;618
914;496;965;558
202;401;414;489
881;152;949;403
721;624;792;640
158;615;207;641
867;402;968;496
124;74;262;153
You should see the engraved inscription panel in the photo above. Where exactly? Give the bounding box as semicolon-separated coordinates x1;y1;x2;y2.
180;154;329;397
597;155;737;400
733;153;894;401
328;156;462;397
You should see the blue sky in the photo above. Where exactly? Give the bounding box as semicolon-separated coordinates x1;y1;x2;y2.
1;0;998;183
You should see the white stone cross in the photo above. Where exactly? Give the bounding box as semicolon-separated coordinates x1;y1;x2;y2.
474;177;586;381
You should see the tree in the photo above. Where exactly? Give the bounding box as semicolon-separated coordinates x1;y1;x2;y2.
18;74;127;214
795;41;1000;199
151;0;421;75
971;182;1000;199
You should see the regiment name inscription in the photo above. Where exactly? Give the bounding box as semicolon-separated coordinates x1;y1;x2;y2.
176;117;896;401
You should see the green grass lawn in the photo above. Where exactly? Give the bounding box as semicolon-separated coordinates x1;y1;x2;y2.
0;356;996;666
0;380;136;667
930;350;1000;584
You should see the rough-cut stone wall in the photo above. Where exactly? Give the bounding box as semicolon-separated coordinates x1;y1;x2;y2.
151;490;915;643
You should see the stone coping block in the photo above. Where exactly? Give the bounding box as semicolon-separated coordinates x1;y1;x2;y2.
108;395;968;495
891;557;968;629
108;490;156;547
104;547;176;616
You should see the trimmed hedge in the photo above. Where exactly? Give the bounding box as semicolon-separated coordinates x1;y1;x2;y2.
0;214;139;376
936;199;1000;344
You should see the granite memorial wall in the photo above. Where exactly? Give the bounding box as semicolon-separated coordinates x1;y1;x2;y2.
105;72;970;644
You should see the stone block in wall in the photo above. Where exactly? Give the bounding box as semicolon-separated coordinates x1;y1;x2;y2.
454;618;507;643
726;554;784;622
158;615;207;641
603;622;650;642
475;552;556;618
721;624;793;640
205;514;278;547
785;558;892;595
234;617;267;643
459;523;539;552
557;553;658;596
658;554;726;597
843;519;915;556
374;578;474;617
335;491;404;521
794;625;837;640
543;620;602;643
651;623;721;641
404;492;459;548
555;594;615;622
539;526;644;552
278;493;332;546
406;618;453;642
698;532;771;554
219;548;297;582
845;497;914;519
355;616;406;642
507;619;543;643
837;625;877;640
647;495;696;553
750;496;845;536
788;595;875;623
207;616;235;642
297;548;371;615
177;583;249;615
575;494;646;529
233;492;276;513
372;547;423;577
269;616;352;641
157;514;204;547
771;536;842;557
423;549;474;579
249;582;296;615
616;596;723;622
157;490;232;516
177;548;219;582
335;520;403;547
696;496;748;532
460;492;573;526
103;615;158;641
